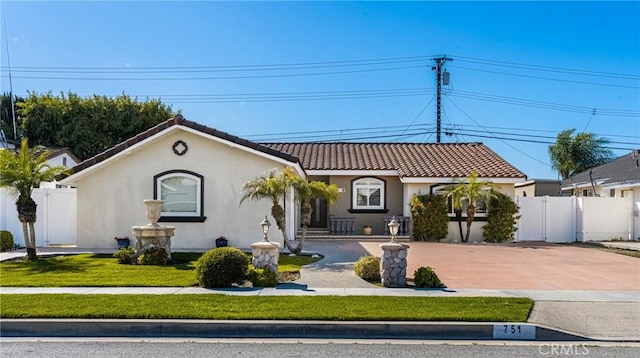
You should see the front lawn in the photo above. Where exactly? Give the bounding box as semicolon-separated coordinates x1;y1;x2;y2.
0;295;533;322
0;253;321;287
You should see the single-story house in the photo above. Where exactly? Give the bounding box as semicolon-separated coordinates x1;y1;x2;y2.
59;115;527;249
514;179;562;197
562;150;640;240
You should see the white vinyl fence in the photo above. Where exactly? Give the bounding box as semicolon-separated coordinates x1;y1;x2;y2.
0;187;77;247
516;196;633;243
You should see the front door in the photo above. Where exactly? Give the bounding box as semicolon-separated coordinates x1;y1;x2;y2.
309;197;328;228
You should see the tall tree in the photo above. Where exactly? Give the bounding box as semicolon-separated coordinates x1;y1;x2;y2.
240;167;339;255
548;129;613;179
0;92;25;141
240;168;297;252
445;183;465;242
18;91;174;160
0;139;68;260
290;168;338;254
448;171;494;243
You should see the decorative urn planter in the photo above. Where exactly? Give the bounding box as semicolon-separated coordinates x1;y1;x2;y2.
143;199;164;226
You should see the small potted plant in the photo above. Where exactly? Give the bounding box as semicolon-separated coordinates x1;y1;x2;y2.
215;235;228;248
114;236;130;249
363;225;372;235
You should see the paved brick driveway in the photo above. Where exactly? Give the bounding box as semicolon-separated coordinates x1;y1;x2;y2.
359;241;640;290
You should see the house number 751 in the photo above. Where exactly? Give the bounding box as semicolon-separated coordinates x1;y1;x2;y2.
505;325;521;334
492;324;535;339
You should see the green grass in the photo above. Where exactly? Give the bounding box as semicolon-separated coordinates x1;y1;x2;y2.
0;295;533;322
0;253;321;287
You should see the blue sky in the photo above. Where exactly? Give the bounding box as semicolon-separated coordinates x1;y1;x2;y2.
1;1;638;180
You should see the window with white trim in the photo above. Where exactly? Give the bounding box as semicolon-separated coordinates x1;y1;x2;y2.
154;170;205;221
432;185;487;217
352;177;385;210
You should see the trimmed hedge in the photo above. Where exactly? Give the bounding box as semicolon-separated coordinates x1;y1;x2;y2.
1;230;14;252
483;191;520;243
354;255;380;282
414;266;443;288
139;247;169;265
195;247;249;288
248;267;277;287
113;247;136;264
410;194;449;241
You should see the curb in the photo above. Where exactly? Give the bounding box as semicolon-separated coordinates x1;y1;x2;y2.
0;319;595;341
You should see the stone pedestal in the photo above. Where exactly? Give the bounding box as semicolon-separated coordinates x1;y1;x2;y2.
132;225;175;259
250;241;281;274
131;199;175;260
380;242;410;288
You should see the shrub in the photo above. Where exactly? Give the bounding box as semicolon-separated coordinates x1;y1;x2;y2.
1;230;14;252
113;247;136;265
196;247;249;288
410;194;449;241
354;255;380;282
139;246;169;265
248;267;278;287
413;266;443;288
483;191;520;243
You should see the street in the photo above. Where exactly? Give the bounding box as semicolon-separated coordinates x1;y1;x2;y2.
2;339;639;358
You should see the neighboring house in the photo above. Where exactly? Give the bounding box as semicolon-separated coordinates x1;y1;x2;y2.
38;147;81;188
59;115;527;249
42;147;81;169
515;179;562;197
561;150;640;240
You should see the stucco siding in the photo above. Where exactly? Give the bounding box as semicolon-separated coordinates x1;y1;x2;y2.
74;129;287;250
328;175;404;235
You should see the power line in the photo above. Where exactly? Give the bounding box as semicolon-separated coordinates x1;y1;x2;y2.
441;126;639;146
391;96;435;142
450;65;640;90
0;55;433;71
454;55;640;80
0;64;426;81
444;96;552;167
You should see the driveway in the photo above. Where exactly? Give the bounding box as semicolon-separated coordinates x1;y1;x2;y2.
359;241;640;290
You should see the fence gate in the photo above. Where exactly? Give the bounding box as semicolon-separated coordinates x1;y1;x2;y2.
0;188;77;247
516;196;576;243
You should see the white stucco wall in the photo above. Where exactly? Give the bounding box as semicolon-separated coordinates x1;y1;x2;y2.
72;129;291;250
47;153;79;168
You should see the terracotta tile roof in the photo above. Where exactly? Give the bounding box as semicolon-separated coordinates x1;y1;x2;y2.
263;142;526;178
59;115;300;179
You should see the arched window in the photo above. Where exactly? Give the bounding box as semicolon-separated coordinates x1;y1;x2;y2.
154;170;205;222
352;177;385;210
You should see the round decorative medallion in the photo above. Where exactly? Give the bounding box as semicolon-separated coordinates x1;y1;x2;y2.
172;140;188;156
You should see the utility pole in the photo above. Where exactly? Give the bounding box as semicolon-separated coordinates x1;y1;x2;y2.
432;56;452;143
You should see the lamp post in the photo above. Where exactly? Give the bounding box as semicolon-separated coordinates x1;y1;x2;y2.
260;216;271;242
388;215;399;243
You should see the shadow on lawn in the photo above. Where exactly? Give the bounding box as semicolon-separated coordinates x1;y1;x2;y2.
4;255;89;274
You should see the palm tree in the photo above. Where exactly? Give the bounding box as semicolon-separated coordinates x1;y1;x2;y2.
240;168;297;252
240;167;340;255
448;171;494;243
549;129;613;179
291;175;339;255
445;184;465;242
0;139;68;260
